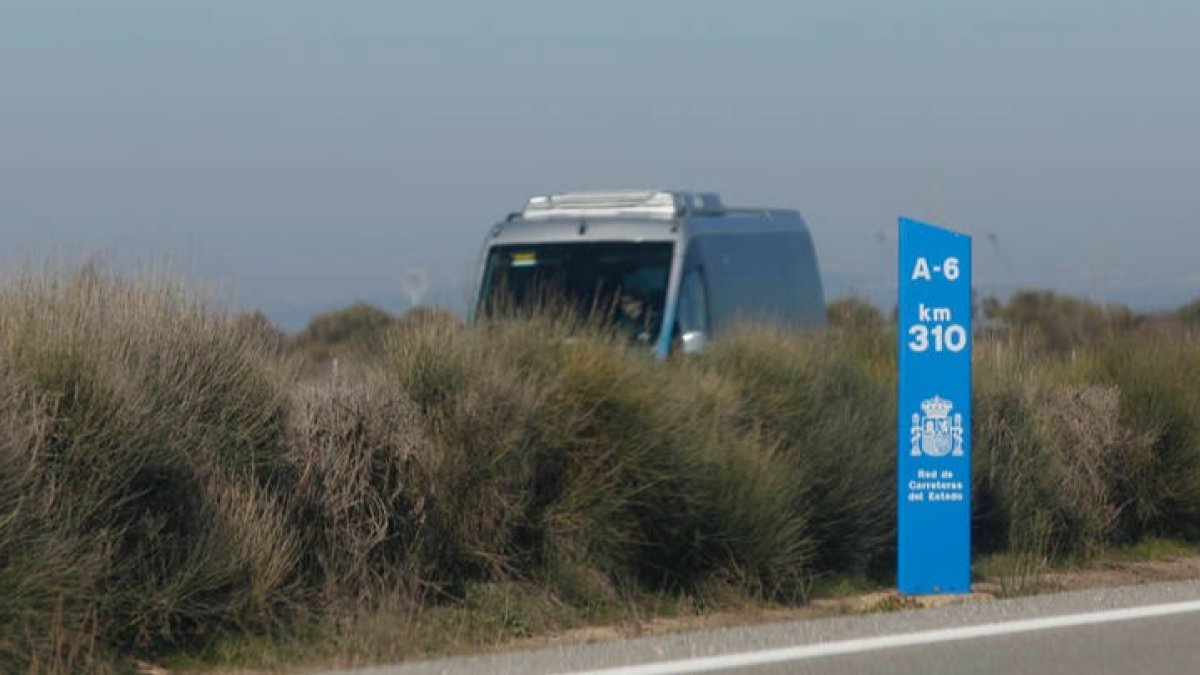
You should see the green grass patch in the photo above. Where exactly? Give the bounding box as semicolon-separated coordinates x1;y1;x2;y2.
1094;538;1200;563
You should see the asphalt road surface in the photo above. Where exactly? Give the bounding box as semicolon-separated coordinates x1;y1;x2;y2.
328;580;1200;675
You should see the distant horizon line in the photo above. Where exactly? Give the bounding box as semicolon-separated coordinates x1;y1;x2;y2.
254;284;1199;333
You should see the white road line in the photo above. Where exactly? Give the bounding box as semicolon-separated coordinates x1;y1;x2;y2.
560;599;1200;675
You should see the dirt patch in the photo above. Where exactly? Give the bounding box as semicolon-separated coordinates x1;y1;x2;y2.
974;555;1200;596
522;555;1200;651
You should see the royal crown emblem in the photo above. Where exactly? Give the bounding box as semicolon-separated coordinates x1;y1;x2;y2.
911;395;964;458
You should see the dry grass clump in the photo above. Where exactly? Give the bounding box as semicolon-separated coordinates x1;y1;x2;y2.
286;377;439;602
3;268;1200;672
972;361;1151;564
1082;332;1200;541
0;268;301;671
376;316;814;600
1176;298;1200;326
972;323;1200;571
281;312;816;619
981;290;1142;354
290;302;396;371
826;297;888;333
700;326;896;581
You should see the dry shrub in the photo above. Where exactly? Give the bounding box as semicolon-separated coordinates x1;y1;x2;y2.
4;266;1200;671
545;335;811;598
985;290;1141;353
1084;333;1200;540
290;302;397;372
974;349;1156;562
286;378;439;601
372;315;814;600
826;297;887;332
701;325;896;581
1176;298;1200;326
1030;385;1152;549
0;379;114;672
0;269;301;668
1017;384;1151;556
293;303;394;350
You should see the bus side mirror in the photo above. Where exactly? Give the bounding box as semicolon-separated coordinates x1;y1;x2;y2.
681;330;708;354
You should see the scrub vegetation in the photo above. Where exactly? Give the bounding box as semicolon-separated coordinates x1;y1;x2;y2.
1;271;1199;672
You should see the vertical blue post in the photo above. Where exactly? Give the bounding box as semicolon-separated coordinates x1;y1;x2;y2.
897;217;972;595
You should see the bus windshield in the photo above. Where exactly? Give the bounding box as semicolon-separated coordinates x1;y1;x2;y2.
478;241;674;343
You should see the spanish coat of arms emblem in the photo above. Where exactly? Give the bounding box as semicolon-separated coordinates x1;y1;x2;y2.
910;395;964;457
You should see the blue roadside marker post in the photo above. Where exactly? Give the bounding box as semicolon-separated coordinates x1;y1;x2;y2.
897;217;972;595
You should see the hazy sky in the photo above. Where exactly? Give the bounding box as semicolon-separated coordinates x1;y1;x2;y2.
3;1;1198;328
